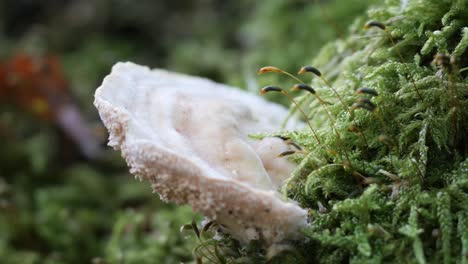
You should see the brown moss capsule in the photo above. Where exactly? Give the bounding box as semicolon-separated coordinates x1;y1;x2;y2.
274;135;290;141
356;87;379;96
291;83;316;94
201;220;216;233
433;53;452;71
298;66;322;76
434;53;451;65
288;141;302;151
364;20;386;30
259;86;283;95
273;136;302;150
278;150;297;157
258;66;283;75
258;66;306;84
357;98;376;109
351;102;375;112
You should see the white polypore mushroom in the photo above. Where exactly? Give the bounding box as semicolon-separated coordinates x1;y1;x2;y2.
94;62;307;244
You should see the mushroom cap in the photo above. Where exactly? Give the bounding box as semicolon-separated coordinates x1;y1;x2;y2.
94;62;307;244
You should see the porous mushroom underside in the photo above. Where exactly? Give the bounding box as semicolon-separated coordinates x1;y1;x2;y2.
94;62;307;244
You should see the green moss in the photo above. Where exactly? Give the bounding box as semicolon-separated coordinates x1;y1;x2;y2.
193;0;468;262
1;0;466;263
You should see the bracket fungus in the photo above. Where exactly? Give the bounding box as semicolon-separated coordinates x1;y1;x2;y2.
94;62;307;244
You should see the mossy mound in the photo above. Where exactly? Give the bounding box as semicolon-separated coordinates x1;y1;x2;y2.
192;0;468;263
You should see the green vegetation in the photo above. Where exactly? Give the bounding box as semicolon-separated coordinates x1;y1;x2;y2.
1;0;466;263
190;0;468;263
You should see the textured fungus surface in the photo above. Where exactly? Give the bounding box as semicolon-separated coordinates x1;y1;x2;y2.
94;62;307;244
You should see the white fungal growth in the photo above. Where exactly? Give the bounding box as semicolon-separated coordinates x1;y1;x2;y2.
94;62;307;244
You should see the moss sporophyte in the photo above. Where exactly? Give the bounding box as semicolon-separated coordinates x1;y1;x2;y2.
95;0;467;262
